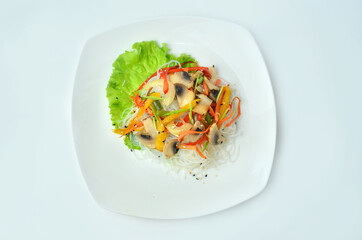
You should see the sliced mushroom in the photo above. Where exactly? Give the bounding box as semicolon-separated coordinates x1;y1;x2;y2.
174;83;195;108
193;94;213;115
209;89;220;102
182;121;205;143
190;71;203;81
135;118;158;148
164;139;180;158
166;121;193;137
169;71;194;89
142;79;175;106
208;123;223;145
196;84;205;94
208;66;218;83
204;77;219;91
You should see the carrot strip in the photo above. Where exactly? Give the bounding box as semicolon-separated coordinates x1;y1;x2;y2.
195;147;207;159
208;107;215;116
202;80;208;95
225;97;241;127
177;125;211;142
177;144;206;159
179;117;186;124
215;79;221;85
113;122;143;135
185;134;207;145
177;144;196;150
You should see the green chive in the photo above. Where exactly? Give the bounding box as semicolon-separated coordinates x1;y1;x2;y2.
156;110;169;116
153;117;157;129
160;108;189;117
197;76;204;85
220;107;230;120
150;104;158;119
216;86;224;102
189;103;194;125
202;142;209;153
194;73;200;93
205;113;212;125
144;95;164;100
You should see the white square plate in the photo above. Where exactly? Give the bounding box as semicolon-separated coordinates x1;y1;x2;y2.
72;17;276;219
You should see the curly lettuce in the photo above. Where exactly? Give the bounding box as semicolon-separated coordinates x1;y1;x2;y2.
106;41;196;129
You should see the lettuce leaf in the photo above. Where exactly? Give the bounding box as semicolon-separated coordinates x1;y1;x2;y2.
124;132;141;151
106;41;196;129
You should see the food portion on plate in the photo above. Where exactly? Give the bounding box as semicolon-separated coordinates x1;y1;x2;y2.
106;41;241;179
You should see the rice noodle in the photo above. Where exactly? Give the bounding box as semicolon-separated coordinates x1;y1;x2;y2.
122;65;242;180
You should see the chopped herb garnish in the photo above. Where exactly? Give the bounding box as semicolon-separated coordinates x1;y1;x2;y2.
144;95;164;100
202;142;209;153
150;103;158;119
216;86;224;102
159;108;189;117
220;106;230;120
205;113;212;125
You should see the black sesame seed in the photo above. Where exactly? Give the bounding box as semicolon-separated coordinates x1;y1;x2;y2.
193;174;195;176
221;141;223;144
213;65;215;68
196;178;199;180
116;97;118;99
205;174;208;177
200;163;202;165
113;124;115;126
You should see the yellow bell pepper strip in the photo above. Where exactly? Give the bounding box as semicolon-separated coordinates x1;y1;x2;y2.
162;99;200;125
155;115;167;152
219;86;231;122
155;131;167;152
129;92;160;126
113;121;144;135
218;104;232;127
214;87;226;122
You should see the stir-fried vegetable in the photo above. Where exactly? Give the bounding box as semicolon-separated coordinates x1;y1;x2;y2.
112;61;241;159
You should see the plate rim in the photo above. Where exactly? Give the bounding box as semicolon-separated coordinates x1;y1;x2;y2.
71;16;277;219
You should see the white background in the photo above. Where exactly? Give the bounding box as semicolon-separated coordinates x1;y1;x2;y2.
1;0;361;239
